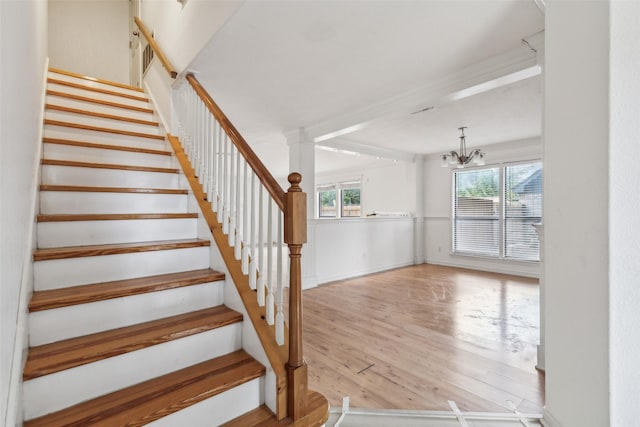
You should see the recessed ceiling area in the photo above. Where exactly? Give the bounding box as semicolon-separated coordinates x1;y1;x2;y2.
190;0;544;178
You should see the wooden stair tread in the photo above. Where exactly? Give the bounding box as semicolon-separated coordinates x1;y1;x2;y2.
24;306;243;380
46;90;154;114
24;350;264;427
46;104;159;127
47;78;149;102
221;391;330;427
39;184;187;194
37;213;198;222
29;269;224;312
41;159;179;174
49;67;145;93
43;137;171;156
44;119;166;140
33;238;210;261
24;306;241;380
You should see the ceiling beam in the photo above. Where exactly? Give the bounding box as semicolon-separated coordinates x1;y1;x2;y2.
302;43;541;145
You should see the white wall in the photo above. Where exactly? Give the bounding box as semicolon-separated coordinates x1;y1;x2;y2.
48;0;129;84
424;137;542;278
0;1;48;425
543;2;609;426
304;217;414;288
316;161;416;217
140;0;243;73
609;2;640;424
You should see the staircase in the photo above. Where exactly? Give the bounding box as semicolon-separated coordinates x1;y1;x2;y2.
23;69;271;426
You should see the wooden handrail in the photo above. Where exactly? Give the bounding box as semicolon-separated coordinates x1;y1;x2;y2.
186;74;286;211
134;17;178;79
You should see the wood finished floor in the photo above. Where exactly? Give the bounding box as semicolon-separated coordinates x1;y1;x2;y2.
302;264;544;413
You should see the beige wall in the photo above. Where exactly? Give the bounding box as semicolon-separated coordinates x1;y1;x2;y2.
48;0;129;83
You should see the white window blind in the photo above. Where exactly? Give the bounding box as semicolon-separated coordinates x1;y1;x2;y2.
453;168;500;257
452;162;542;261
504;162;542;261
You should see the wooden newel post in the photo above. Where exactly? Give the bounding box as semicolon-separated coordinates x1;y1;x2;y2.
284;172;308;420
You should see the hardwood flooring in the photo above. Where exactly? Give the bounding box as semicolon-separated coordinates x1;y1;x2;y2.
302;264;544;414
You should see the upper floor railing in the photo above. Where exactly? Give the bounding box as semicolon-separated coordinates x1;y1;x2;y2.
134;17;310;421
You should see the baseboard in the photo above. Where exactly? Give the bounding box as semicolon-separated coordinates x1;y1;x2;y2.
307;260;415;288
541;408;563;427
4;57;49;427
425;257;540;279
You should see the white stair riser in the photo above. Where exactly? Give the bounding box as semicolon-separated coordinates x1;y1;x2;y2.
34;246;210;290
45;94;155;122
37;218;197;248
29;281;225;345
40;191;188;215
41;165;181;189
44;125;167;151
23;323;243;420
43;143;173;168
48;72;145;98
47;82;150;109
148;378;263;427
45;109;164;136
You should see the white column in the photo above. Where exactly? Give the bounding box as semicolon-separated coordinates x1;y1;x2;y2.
287;128;316;219
527;30;546;373
413;155;425;265
610;2;640;425
544;2;610;426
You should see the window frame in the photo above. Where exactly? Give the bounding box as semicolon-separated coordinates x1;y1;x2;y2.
316;179;362;219
451;160;542;262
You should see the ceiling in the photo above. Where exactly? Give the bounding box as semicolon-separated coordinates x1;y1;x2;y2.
190;0;545;179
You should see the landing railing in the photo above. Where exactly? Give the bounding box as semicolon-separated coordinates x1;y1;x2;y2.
135;17;310;421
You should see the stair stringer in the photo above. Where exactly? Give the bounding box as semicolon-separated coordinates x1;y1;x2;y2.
174;135;287;419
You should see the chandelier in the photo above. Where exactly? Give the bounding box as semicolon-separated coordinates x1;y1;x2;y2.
441;127;485;168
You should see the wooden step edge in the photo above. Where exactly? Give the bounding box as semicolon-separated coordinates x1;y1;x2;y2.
44;119;166;141
221;391;330;427
41;159;179;174
23;306;243;381
42;137;171;156
37;213;198;222
48;67;145;93
24;351;264;427
46;104;160;127
48;78;149;102
29;269;225;312
46;90;154;114
33;238;210;262
39;184;187;195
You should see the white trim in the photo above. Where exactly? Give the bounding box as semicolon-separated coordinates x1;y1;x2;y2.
425;258;539;279
541;408;564;427
4;56;49;427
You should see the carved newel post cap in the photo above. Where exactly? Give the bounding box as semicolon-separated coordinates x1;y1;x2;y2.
288;172;303;192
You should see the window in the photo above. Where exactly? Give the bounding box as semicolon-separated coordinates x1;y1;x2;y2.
317;180;361;218
452;161;542;261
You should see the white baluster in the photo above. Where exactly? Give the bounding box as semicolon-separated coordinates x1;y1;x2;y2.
241;161;249;273
276;210;284;345
266;198;274;325
234;150;243;260
249;172;257;289
222;134;229;235
228;144;236;246
208;117;215;206
202;113;210;196
257;185;265;306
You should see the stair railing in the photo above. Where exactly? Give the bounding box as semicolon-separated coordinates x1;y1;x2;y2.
134;17;309;421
